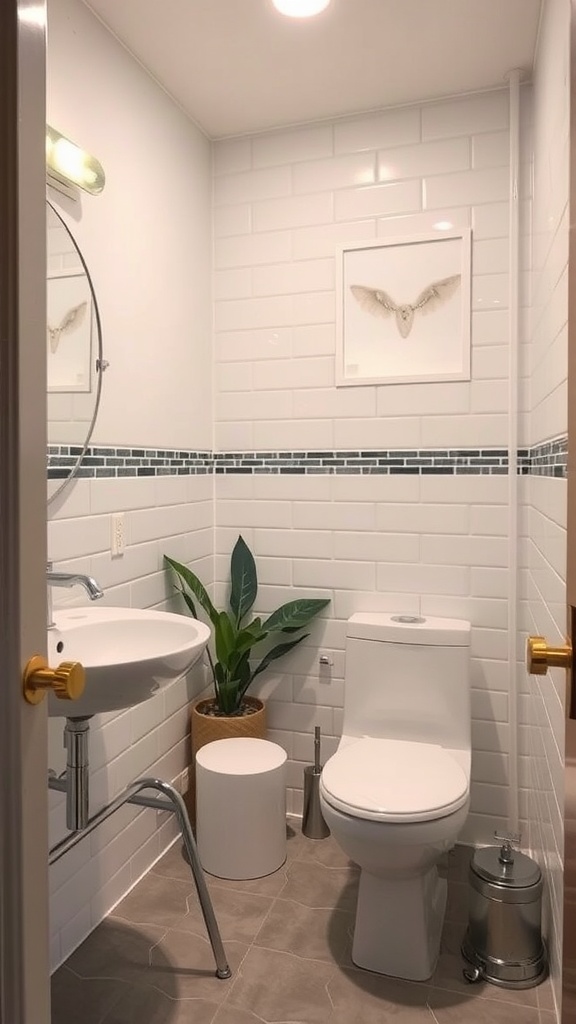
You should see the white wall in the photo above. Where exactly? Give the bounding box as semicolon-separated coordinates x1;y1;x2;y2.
47;0;213;450
47;0;214;968
213;90;523;841
214;92;514;453
522;0;570;1014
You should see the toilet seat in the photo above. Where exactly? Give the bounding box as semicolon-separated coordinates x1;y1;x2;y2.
321;738;469;823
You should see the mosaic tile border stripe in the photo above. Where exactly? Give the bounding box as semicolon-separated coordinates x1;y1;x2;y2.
529;435;567;477
47;446;213;480
213;449;523;475
48;444;539;479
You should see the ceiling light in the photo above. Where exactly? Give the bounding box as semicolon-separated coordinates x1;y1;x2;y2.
272;0;331;18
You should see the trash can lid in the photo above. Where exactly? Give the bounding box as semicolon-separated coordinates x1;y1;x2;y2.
471;846;541;888
196;737;287;774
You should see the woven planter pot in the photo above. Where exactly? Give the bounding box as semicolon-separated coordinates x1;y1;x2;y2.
185;697;267;823
191;696;267;760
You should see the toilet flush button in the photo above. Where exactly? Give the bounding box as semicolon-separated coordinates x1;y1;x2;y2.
391;615;426;624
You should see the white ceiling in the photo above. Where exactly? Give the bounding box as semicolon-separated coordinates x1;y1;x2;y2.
84;0;542;139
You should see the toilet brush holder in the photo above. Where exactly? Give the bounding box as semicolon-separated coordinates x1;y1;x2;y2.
302;727;330;839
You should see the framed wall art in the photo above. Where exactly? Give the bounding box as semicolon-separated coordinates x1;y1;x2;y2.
335;229;471;387
47;270;93;393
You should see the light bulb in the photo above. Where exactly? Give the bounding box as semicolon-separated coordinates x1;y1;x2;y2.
272;0;331;17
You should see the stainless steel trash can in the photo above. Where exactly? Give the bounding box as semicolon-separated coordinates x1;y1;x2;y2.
461;835;547;989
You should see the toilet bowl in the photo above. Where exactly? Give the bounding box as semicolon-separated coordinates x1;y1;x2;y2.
320;613;471;981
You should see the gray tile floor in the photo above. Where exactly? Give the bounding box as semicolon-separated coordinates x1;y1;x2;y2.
52;821;557;1023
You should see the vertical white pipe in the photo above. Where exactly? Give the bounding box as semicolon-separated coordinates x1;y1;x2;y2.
507;69;522;835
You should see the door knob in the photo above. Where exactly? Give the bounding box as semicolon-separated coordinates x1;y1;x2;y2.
23;655;85;705
526;636;573;675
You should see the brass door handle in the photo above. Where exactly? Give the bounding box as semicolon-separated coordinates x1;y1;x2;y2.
526;636;573;675
23;655;85;705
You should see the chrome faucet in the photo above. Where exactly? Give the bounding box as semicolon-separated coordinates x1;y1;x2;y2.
47;561;104;627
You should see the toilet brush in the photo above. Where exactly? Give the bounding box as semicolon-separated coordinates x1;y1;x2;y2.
302;726;330;839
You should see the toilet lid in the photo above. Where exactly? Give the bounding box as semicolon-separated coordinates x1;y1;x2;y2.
320;738;469;823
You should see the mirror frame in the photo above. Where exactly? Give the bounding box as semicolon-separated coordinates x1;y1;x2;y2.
47;199;106;506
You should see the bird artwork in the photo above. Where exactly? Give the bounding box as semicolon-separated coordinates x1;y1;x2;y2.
350;274;461;339
47;300;88;354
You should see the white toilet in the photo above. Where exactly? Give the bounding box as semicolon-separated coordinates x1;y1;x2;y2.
319;612;471;982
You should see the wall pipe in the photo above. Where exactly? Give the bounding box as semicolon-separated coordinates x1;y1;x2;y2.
506;68;522;836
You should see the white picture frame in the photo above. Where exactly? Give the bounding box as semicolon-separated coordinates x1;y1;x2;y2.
336;229;471;387
47;270;93;393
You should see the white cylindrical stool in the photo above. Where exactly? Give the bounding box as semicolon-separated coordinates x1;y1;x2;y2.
196;737;287;880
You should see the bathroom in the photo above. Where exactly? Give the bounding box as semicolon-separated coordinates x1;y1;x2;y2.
2;0;569;1020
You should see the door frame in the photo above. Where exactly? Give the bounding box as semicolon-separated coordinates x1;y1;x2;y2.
565;2;576;1021
0;2;50;1021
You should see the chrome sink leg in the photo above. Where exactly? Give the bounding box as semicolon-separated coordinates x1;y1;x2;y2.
49;772;231;979
129;780;232;979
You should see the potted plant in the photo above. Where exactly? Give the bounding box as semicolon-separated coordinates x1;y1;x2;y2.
164;535;330;756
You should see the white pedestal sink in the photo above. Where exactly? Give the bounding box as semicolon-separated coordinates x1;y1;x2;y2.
47;606;210;717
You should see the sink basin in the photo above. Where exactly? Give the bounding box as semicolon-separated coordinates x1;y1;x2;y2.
46;606;210;717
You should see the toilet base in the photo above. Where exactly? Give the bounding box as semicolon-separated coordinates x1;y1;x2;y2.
352;866;447;981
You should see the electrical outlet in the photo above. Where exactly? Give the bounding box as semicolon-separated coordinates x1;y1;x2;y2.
111;513;125;557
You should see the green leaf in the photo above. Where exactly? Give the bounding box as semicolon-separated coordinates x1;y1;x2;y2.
213;661;226;708
233;625;266;656
244;616;262;634
164;556;219;627
229;650;251;688
229;535;257;626
178;587;199;620
250;634;309;682
262;598;330;634
214;610;236;667
218;677;242;714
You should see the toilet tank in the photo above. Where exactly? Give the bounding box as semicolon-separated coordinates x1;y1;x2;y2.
343;613;471;751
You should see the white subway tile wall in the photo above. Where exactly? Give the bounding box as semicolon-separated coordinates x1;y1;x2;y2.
213;89;518;841
47;475;213;968
522;0;570;1015
213;90;513;453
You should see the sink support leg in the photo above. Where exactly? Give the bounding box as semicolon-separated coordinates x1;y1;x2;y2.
49;774;231;979
128;780;231;979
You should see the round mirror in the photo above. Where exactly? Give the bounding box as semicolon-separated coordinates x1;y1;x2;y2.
47;201;105;505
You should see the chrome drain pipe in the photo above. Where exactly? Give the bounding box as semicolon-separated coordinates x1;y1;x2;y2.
48;724;231;980
48;717;90;831
65;716;90;830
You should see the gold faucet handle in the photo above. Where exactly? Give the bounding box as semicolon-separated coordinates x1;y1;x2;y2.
23;656;85;705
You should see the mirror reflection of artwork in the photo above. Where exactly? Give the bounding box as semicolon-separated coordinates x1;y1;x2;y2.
47;272;93;392
336;230;471;386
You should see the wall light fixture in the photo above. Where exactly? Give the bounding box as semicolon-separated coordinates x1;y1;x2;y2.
46;126;105;196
